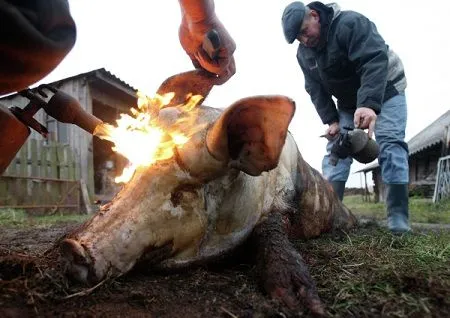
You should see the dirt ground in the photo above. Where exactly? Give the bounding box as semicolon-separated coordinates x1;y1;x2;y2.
0;221;449;318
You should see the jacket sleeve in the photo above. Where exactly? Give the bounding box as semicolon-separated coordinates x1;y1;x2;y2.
337;13;388;113
297;50;338;125
0;0;77;95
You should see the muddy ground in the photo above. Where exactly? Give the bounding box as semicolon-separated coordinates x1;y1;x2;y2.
0;221;449;318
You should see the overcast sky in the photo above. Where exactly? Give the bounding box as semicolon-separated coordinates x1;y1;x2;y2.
41;0;450;187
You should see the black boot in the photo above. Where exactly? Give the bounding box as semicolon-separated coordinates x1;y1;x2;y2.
330;181;346;201
385;183;410;233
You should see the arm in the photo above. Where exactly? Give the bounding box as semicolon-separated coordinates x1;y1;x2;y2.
178;0;216;24
0;0;76;95
337;13;389;136
338;13;389;114
178;0;236;84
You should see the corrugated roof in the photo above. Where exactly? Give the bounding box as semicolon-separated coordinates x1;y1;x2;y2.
0;68;137;100
407;110;450;156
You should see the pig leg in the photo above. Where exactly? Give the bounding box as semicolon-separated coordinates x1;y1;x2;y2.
252;212;325;316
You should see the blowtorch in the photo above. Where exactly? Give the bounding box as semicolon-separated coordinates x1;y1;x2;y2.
322;127;380;166
0;84;103;174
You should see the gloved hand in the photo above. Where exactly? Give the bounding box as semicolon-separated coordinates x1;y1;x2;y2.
354;107;377;138
179;14;236;85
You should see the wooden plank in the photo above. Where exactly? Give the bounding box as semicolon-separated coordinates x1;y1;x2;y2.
40;142;50;205
17;146;28;204
30;139;38;177
30;139;39;205
76;182;81;214
49;182;79;215
49;141;58;179
0;175;8;205
19;145;27;177
40;140;48;178
58;144;68;180
4;159;17;205
78;84;95;198
49;141;60;203
0;204;79;209
66;147;75;180
34;140;44;205
0;175;78;182
80;179;93;214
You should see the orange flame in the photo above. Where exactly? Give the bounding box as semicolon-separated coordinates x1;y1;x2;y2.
93;91;204;183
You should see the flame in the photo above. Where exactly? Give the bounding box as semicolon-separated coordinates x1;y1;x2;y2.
93;91;205;183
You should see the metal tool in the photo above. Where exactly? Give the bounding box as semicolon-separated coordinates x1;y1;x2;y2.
322;127;380;166
202;29;221;61
0;84;103;174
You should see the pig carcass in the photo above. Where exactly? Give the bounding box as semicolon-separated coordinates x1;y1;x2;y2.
60;71;356;315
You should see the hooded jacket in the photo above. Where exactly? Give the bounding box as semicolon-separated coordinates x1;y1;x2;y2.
297;2;407;125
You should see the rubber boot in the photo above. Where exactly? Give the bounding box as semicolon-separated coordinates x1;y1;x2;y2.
385;183;411;234
330;181;346;201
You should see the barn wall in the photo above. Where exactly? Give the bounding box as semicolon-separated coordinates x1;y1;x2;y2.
1;69;139;208
58;78;95;199
0;79;96;200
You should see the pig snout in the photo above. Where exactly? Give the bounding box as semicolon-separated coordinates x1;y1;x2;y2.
60;239;97;284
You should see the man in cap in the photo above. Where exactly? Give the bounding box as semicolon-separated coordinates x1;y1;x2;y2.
281;1;410;233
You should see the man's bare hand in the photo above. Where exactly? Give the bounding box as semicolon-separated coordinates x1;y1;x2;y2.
179;15;236;85
354;107;377;138
323;122;340;140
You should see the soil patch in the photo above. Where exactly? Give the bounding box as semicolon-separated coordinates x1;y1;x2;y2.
0;221;449;317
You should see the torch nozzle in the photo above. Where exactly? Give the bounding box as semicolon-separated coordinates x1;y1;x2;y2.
45;90;103;135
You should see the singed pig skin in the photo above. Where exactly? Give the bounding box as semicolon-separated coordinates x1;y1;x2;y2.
60;94;356;315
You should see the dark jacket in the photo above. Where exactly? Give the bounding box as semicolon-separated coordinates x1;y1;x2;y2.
0;0;76;95
297;2;407;125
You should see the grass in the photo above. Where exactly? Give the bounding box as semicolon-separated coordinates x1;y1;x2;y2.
0;198;448;316
344;195;450;224
0;208;90;228
297;224;450;317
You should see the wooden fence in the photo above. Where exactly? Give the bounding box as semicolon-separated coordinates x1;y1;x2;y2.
0;138;83;214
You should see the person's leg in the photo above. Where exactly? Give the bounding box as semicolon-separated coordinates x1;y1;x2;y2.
322;110;354;201
375;92;410;233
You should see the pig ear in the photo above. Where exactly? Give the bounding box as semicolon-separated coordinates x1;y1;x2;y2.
156;70;218;108
206;95;295;176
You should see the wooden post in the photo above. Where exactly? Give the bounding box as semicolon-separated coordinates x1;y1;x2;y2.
49;141;60;203
66;147;75;180
17;146;28;204
58;144;68;180
39;140;48;178
80;179;93;214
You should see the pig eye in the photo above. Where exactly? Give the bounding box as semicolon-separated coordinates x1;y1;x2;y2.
170;184;200;207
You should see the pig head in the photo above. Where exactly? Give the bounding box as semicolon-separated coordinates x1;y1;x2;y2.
60;93;305;284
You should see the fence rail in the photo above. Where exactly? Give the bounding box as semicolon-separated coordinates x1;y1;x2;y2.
433;155;450;203
0;138;82;214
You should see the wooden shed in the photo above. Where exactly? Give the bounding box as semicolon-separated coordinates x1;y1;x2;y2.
0;68;137;212
357;110;450;202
